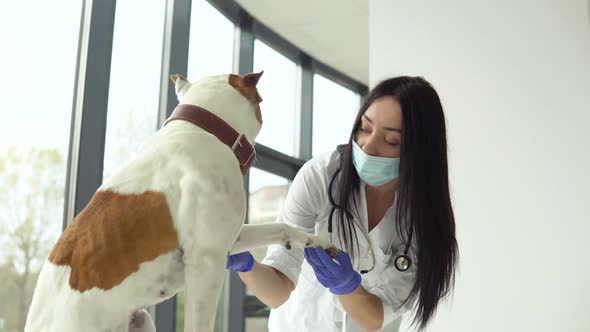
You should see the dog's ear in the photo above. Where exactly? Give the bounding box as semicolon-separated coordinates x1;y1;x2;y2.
170;74;191;100
243;71;263;87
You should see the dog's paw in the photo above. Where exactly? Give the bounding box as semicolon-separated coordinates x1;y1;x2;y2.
283;228;333;252
325;246;339;258
283;235;338;258
306;236;338;258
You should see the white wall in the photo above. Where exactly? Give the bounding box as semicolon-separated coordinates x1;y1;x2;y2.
370;1;590;331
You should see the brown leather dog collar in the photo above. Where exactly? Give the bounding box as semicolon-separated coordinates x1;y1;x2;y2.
163;104;256;175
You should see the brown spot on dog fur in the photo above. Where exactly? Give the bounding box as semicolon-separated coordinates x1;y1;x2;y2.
228;72;263;124
48;190;179;292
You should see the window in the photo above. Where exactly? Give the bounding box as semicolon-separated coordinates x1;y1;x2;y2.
246;317;270;332
312;74;360;156
248;168;290;263
245;168;291;331
102;0;166;180
253;40;298;156
187;0;234;80
0;1;81;331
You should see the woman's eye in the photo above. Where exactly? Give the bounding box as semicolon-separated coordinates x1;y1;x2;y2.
387;141;400;146
359;127;370;133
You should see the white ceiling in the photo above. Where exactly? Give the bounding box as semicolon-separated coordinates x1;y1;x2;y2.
235;0;369;84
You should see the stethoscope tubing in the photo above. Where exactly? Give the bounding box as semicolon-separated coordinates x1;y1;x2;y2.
327;168;412;273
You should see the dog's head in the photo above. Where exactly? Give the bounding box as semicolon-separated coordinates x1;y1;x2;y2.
170;72;264;143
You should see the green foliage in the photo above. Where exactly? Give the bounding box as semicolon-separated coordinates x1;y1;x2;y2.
0;145;65;332
175;291;185;332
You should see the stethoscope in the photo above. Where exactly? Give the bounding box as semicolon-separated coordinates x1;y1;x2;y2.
327;167;413;273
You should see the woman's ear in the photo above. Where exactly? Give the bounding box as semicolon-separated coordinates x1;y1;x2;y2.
170;74;191;101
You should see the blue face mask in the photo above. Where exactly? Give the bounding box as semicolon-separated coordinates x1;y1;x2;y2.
351;140;400;186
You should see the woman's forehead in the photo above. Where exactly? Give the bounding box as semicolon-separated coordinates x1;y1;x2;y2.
364;96;403;128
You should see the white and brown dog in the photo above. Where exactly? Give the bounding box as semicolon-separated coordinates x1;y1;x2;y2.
25;72;332;332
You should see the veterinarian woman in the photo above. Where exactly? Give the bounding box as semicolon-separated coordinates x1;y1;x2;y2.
226;76;458;331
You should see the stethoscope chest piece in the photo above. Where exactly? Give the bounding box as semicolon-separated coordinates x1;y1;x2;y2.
394;255;411;272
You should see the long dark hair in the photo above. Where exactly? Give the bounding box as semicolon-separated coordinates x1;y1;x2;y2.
336;76;458;330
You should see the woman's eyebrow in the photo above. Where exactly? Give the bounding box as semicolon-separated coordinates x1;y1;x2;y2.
363;115;402;133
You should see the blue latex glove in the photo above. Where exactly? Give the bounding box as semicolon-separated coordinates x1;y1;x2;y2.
226;251;254;272
304;247;361;295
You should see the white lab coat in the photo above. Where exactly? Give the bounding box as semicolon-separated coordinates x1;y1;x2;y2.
262;150;416;332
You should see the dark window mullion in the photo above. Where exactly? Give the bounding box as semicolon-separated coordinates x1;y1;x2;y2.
296;55;314;160
155;0;192;330
228;11;255;332
253;144;305;181
63;0;116;226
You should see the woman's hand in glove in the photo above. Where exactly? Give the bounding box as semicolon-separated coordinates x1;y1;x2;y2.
304;247;361;295
226;251;254;272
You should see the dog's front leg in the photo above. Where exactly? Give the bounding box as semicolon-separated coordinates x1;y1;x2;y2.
229;223;335;255
178;174;245;332
183;244;227;332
